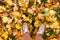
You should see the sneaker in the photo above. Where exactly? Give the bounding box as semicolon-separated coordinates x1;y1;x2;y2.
22;23;29;34
37;24;45;35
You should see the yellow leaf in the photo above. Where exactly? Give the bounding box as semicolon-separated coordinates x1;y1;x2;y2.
1;32;8;39
15;24;22;29
34;20;40;27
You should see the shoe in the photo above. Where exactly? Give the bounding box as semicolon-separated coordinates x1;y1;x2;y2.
23;23;29;34
37;24;45;35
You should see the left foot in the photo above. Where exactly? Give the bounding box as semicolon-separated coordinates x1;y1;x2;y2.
22;23;29;34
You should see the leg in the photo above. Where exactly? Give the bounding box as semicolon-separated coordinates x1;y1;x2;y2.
35;34;44;40
22;32;31;40
35;24;45;40
22;23;31;40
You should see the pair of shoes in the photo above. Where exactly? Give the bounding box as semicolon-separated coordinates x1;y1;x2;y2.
23;23;45;35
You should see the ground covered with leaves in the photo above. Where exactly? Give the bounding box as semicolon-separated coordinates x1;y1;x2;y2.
0;0;60;40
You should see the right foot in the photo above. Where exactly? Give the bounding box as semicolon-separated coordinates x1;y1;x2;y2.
37;24;45;35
